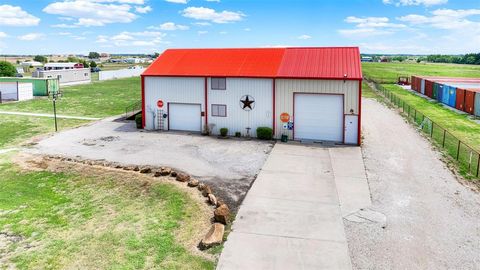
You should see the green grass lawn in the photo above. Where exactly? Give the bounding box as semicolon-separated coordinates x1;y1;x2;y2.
362;62;480;83
0;114;90;148
0;77;140;118
0;153;214;269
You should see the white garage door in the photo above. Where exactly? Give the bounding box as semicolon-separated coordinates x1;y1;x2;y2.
294;94;343;142
169;103;201;132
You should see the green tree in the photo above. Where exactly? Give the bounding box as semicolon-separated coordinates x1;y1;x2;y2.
0;61;17;77
88;52;100;59
67;56;79;62
89;61;97;68
33;55;48;63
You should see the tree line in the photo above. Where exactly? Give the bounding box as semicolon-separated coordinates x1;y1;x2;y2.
417;53;480;65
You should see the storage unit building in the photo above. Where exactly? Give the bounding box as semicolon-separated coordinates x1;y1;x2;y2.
33;68;91;85
142;47;362;145
0;77;59;96
0;82;33;101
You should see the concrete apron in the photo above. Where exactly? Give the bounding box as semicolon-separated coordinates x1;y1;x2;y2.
217;143;371;270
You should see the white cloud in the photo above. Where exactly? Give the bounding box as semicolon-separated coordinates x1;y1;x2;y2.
219;31;228;34
206;0;220;2
18;33;45;41
57;32;72;35
193;22;211;26
182;7;245;24
398;8;480;30
339;16;406;37
244;28;251;31
197;30;208;35
0;32;7;38
135;6;152;13
166;0;188;3
43;1;139;27
149;22;189;31
383;0;447;7
0;5;40;26
297;34;312;40
96;31;167;47
51;23;79;28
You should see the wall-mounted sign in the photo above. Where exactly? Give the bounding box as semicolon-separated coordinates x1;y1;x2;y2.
280;112;290;123
239;95;255;111
157;99;164;108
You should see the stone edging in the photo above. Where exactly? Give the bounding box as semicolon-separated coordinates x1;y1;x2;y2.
43;155;229;250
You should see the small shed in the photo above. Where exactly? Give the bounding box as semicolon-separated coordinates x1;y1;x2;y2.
0;82;33;102
0;77;59;96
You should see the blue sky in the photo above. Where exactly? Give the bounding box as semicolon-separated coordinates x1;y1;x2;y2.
0;0;479;55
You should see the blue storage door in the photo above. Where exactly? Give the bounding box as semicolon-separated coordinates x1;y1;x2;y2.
475;92;480;117
442;85;450;104
448;87;456;107
421;79;425;94
438;84;444;102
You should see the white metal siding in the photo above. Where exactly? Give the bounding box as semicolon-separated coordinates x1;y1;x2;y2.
294;94;343;142
17;83;33;101
275;79;359;140
99;68;144;81
207;78;273;137
144;77;205;130
344;115;359;145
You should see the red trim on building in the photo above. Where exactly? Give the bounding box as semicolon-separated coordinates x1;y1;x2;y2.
141;75;145;128
357;80;362;146
204;77;208;127
272;78;276;135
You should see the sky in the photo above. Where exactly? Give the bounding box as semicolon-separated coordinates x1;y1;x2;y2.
0;0;479;55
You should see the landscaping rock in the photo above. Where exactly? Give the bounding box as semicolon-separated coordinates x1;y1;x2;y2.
200;223;225;250
208;194;217;206
214;204;230;224
154;171;162;177
202;185;212;197
171;171;177;177
140;167;151;174
160;167;172;176
198;183;206;191
133;166;140;172
187;178;199;187
176;172;190;182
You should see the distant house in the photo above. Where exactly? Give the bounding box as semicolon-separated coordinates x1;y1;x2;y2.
361;56;373;62
43;62;84;70
20;61;43;67
33;68;91;86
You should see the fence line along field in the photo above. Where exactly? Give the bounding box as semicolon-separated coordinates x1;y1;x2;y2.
362;62;480;181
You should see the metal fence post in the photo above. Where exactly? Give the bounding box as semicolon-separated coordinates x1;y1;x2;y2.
456;141;461;160
442;130;446;147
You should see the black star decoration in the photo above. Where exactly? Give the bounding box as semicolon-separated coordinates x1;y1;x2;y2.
240;95;255;110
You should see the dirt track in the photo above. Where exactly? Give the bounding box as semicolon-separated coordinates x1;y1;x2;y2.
345;98;480;269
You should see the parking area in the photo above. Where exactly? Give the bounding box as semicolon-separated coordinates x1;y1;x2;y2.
28;118;273;210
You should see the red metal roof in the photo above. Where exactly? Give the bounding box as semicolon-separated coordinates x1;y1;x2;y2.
142;47;362;80
277;47;362;80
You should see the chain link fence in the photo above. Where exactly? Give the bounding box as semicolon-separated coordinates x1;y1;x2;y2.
372;82;480;179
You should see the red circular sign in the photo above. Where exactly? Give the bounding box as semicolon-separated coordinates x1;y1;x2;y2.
280;112;290;123
157;99;164;108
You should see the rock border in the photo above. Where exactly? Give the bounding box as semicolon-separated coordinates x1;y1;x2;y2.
43;155;229;250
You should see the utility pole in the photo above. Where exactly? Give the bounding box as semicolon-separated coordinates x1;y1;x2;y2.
52;92;58;132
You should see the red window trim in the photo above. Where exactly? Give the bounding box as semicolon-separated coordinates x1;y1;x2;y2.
211;104;227;117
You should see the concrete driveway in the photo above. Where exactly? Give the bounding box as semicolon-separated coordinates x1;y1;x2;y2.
28;118;273;210
217;144;371;270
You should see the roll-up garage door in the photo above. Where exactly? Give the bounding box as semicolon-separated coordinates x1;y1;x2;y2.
169;103;201;132
294;94;343;142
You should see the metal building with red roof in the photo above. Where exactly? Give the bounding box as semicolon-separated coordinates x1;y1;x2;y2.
141;47;362;145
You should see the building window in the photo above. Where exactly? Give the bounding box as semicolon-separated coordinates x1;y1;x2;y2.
57;75;62;79
211;77;226;90
211;104;227;117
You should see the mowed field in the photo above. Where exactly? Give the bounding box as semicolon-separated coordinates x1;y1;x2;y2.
363;62;480;83
362;62;480;180
0;77;140;118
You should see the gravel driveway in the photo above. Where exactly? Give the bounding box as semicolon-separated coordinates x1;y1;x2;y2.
345;98;480;269
29;118;273;211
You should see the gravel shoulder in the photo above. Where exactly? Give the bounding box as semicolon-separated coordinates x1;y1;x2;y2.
28;118;273;211
345;98;480;269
